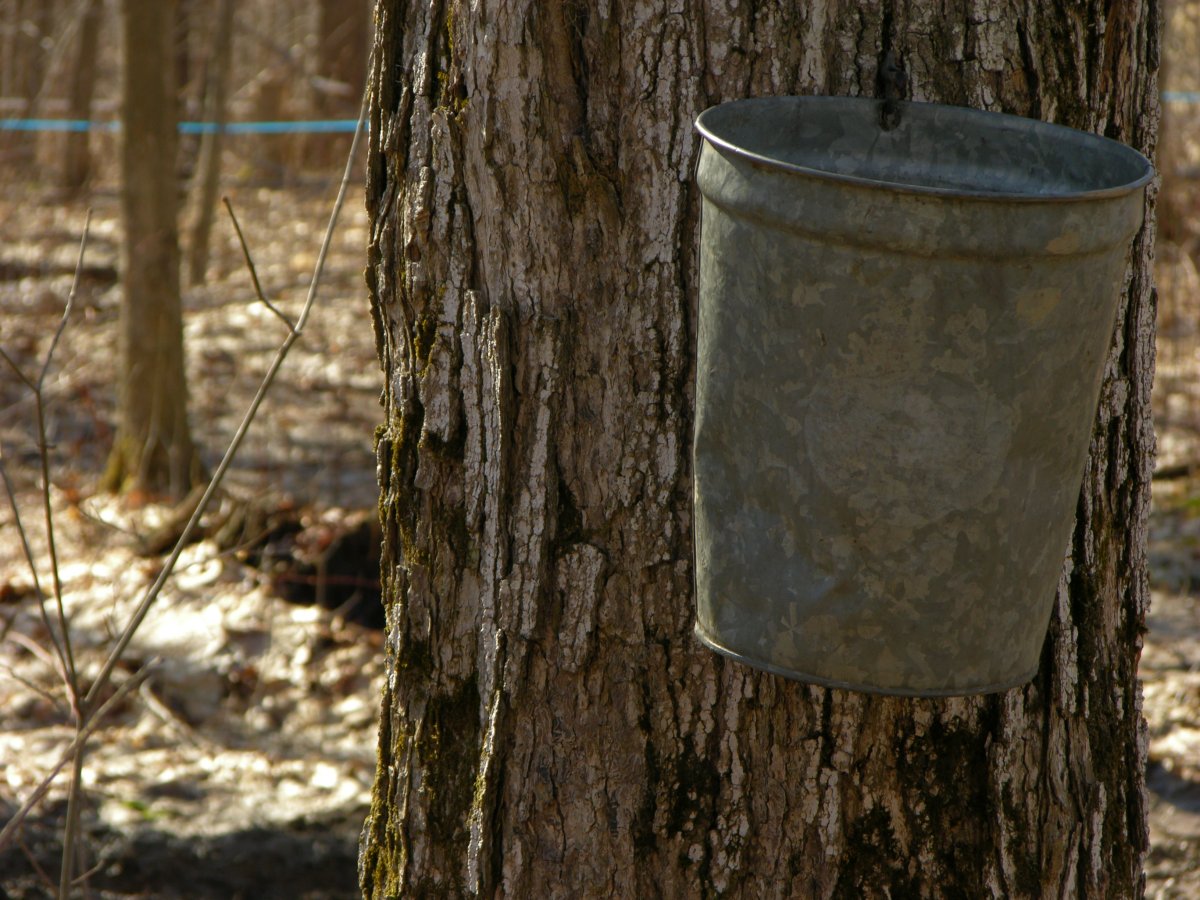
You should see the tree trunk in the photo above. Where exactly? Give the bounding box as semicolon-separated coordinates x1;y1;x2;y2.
317;0;369;105
311;0;369;166
360;1;1160;896
186;0;235;286
175;0;203;182
1;1;16;102
4;0;54;169
60;0;101;195
103;0;200;499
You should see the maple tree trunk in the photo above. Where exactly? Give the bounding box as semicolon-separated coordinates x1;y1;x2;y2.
360;1;1161;896
103;0;200;499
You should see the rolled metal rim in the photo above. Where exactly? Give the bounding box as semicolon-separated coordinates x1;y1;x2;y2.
695;95;1155;204
693;623;1039;697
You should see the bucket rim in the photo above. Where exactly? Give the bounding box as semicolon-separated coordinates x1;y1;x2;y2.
692;623;1038;697
695;95;1155;204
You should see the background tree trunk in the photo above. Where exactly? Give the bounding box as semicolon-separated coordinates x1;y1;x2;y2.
4;0;55;169
186;0;235;286
103;0;199;499
310;0;369;167
60;0;101;195
316;0;369;115
360;1;1160;896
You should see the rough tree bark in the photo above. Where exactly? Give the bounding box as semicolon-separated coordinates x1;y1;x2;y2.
103;0;200;499
360;1;1160;896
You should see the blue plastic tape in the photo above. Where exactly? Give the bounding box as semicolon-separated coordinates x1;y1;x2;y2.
0;118;111;132
0;118;360;133
4;98;1198;134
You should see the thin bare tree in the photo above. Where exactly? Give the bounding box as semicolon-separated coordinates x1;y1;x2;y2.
60;0;101;194
186;0;234;286
102;0;200;498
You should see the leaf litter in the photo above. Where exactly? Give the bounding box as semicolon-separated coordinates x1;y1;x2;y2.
1;182;383;899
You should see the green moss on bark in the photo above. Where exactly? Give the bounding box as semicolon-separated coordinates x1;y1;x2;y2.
413;674;481;893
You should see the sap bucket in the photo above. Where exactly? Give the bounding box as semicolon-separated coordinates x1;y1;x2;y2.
692;95;1152;697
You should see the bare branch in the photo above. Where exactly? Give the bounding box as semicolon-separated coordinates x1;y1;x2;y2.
4;629;69;686
18;836;55;892
0;659;66;710
294;95;367;334
0;212;96;704
69;855;108;889
0;346;36;392
0;448;66;669
38;209;92;392
57;738;85;900
222;196;295;330
33;212;93;700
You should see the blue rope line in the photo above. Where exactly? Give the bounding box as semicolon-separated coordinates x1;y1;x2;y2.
0;118;361;133
4;97;1200;134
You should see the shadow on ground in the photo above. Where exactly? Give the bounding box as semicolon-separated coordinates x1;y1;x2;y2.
0;803;361;899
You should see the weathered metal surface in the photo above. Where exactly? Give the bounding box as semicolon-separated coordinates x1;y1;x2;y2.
692;95;1153;696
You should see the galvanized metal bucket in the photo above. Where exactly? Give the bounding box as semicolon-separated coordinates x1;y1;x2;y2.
692;95;1152;696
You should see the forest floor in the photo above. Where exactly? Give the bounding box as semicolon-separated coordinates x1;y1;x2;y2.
3;167;1200;897
1144;163;1200;898
0;177;384;899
